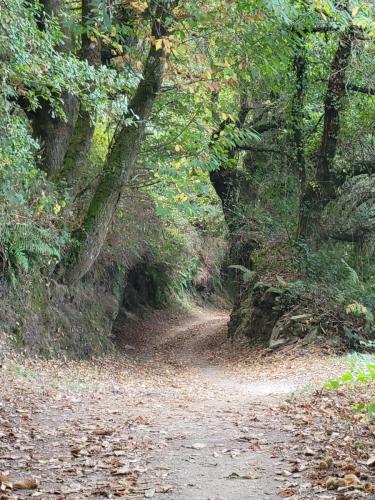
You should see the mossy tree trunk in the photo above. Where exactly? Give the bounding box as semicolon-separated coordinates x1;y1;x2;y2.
209;96;282;279
63;1;177;284
61;0;102;192
27;0;79;178
291;48;307;193
210;99;280;233
298;27;355;240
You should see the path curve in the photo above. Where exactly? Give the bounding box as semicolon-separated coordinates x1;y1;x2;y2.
0;308;344;499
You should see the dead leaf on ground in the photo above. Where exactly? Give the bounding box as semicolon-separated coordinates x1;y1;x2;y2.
189;443;207;449
144;488;155;498
0;473;38;491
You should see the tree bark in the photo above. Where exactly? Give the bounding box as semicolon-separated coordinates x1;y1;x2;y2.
27;0;79;178
209;108;279;232
62;1;177;284
62;0;102;191
298;26;355;240
292;51;306;192
209;94;250;231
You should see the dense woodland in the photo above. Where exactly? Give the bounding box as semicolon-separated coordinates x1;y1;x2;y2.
1;0;375;356
0;3;375;497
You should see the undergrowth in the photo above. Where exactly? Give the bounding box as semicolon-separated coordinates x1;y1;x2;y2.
0;223;62;285
324;353;375;421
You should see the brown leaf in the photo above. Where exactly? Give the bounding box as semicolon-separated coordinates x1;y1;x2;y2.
13;478;38;490
94;428;115;436
0;473;12;489
113;465;131;476
278;488;297;497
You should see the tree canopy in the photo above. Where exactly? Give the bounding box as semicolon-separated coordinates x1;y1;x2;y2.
0;0;375;354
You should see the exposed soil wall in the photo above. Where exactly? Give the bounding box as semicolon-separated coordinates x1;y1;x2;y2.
0;191;227;358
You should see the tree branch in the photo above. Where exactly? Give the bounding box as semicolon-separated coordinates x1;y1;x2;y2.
237;146;286;156
347;83;375;96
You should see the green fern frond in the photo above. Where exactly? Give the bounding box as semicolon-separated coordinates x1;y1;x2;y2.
0;222;60;280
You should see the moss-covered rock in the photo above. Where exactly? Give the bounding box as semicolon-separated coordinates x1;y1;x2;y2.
228;278;289;343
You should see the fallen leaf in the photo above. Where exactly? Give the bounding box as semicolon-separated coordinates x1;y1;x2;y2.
94;428;115;436
13;478;38;490
190;443;207;450
113;465;131;475
144;488;155;498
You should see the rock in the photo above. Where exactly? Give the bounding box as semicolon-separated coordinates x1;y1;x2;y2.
228;279;287;343
269;338;288;350
303;327;319;344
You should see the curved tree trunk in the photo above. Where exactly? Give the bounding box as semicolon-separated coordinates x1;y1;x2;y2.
62;1;177;284
29;93;79;178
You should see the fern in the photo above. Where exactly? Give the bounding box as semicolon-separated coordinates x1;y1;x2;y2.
228;264;255;283
341;259;360;286
0;222;60;280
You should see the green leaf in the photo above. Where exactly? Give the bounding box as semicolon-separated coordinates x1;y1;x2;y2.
340;373;353;382
324;379;340;389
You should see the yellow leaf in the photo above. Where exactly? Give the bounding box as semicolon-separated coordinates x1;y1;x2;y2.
53;203;61;215
352;6;359;16
112;42;123;54
175;144;182;152
163;38;172;53
155;38;164;51
130;1;148;12
177;193;188;202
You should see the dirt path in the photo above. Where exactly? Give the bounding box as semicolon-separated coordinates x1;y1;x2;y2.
0;308;345;499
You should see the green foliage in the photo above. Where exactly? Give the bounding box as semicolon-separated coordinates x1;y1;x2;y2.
324;354;375;421
0;0;374;357
0;223;60;283
227;265;255;283
325;354;375;389
147;222;203;306
1;0;132;118
296;243;375;322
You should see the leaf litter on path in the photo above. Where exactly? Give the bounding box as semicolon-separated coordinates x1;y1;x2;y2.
1;308;371;499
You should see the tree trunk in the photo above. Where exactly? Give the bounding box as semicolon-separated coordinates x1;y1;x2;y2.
29;93;79;178
61;0;102;192
209;94;250;231
298;27;355;239
292;51;306;191
62;1;175;284
209;104;278;233
290;44;308;239
28;0;79;178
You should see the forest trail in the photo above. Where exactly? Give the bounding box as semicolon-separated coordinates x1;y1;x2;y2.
1;308;344;500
